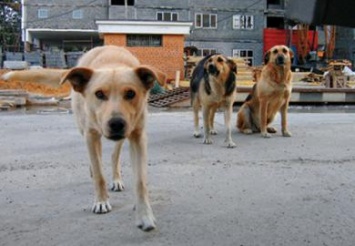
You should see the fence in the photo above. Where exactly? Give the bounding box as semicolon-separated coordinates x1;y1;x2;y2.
1;50;85;69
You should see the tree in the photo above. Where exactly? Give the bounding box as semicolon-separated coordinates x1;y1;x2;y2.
0;0;21;52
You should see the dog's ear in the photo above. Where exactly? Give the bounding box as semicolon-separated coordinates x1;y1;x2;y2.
227;59;237;74
264;51;271;65
60;67;93;93
135;65;160;90
152;68;167;87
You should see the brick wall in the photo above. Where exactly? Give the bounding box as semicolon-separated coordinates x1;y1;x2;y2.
103;34;185;80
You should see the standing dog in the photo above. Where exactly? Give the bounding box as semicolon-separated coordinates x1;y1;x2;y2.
190;54;237;147
236;45;293;138
3;45;165;231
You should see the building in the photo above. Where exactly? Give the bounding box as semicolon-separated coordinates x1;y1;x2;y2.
20;0;333;74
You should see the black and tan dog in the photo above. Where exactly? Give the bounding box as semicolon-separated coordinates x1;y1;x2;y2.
236;45;293;138
190;54;237;147
3;45;166;231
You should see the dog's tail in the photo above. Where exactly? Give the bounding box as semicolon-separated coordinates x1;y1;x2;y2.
1;69;68;88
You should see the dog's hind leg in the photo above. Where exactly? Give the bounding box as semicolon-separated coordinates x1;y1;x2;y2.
237;105;253;134
224;103;236;148
111;140;125;192
129;130;156;232
86;131;112;214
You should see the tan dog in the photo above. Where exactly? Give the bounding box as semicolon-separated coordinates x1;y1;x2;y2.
190;54;237;147
237;45;293;138
3;45;165;231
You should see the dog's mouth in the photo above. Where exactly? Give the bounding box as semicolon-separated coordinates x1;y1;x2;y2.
107;133;126;141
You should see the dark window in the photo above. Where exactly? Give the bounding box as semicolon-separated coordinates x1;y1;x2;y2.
267;17;285;29
127;35;162;47
111;0;134;6
157;12;178;21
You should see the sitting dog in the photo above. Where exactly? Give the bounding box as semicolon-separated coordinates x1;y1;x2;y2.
236;45;293;138
190;54;237;147
3;45;166;231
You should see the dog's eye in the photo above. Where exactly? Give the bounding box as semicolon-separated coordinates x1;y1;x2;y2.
273;49;278;54
282;48;288;54
95;90;107;100
124;89;136;100
217;57;224;62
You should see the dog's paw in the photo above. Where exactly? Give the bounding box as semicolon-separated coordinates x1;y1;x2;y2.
210;129;218;135
267;127;277;133
136;206;156;232
111;180;125;192
242;129;253;135
92;201;112;214
203;138;213;144
227;141;236;148
261;132;271;138
282;130;292;137
193;131;201;138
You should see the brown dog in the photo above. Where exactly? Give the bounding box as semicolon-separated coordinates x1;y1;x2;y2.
237;45;293;138
190;54;237;147
3;45;165;231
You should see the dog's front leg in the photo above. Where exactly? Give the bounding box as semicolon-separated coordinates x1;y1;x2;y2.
224;103;236;148
202;106;212;144
111;140;125;191
209;106;218;135
193;101;201;138
129;130;156;232
259;99;271;138
86;130;112;213
280;100;292;137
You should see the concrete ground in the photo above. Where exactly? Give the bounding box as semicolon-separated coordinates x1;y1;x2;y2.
1;107;355;246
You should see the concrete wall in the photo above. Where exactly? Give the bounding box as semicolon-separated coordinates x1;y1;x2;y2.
23;0;108;29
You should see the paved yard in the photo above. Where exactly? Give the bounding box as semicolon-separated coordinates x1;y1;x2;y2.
1;109;355;246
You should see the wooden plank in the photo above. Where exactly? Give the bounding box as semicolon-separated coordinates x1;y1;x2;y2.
0;90;28;97
0;96;27;106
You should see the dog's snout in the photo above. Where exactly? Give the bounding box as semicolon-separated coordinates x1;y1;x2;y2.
208;64;218;75
276;55;285;65
108;117;126;141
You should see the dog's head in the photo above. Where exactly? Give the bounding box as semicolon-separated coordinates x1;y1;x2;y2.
203;54;237;77
61;65;160;141
264;45;294;67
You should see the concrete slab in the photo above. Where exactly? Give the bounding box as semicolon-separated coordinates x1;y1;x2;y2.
1;110;355;245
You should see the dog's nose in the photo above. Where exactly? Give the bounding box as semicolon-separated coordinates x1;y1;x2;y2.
208;64;218;74
107;117;126;140
276;55;285;65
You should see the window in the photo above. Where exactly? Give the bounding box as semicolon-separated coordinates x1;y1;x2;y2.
233;15;254;30
197;48;217;56
267;16;284;29
111;0;134;5
195;13;217;29
233;49;254;66
72;9;83;19
38;9;48;19
157;12;178;21
127;34;162;47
